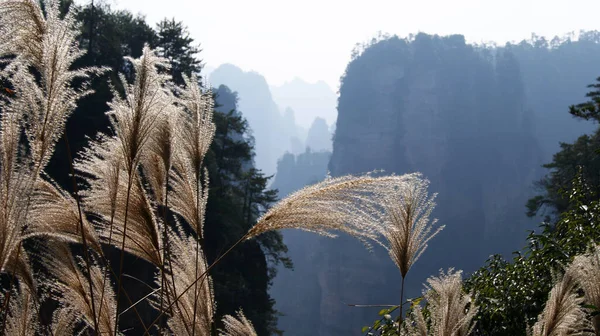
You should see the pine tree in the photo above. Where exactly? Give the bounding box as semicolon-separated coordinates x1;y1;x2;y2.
155;18;202;86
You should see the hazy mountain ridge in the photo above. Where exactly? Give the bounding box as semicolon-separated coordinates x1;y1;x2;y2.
209;64;299;176
271;77;338;128
210;64;336;177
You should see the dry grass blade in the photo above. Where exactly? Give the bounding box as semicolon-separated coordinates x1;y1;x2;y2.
40;242;118;335
531;270;591;336
218;310;257;336
247;173;410;243
4;245;35;294
162;224;215;336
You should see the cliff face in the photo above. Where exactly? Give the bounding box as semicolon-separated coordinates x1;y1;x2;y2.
321;33;545;335
267;32;600;335
508;32;600;162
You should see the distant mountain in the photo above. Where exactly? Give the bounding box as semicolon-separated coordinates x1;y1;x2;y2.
271;77;338;128
210;64;300;176
306;117;332;152
282;107;307;155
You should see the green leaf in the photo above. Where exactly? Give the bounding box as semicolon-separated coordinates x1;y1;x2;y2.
410;296;423;308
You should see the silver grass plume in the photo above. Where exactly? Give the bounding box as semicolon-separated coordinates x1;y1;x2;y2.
405;269;477;336
3;282;38;336
163;223;215;336
425;269;477;336
531;270;591;336
170;74;215;238
141;102;180;205
25;176;101;251
0;154;32;288
40;242;119;335
0;0;106;171
376;173;443;277
403;305;428;336
566;245;600;334
0;0;45;68
108;45;172;174
5;245;35;292
104;49;171;325
0;66;35;292
77;136;163;266
218;310;257;336
0;0;102;288
50;305;80;336
247;172;410;242
76;135;122;235
86;165;163;266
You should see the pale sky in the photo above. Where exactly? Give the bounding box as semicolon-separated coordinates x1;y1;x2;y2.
92;0;600;90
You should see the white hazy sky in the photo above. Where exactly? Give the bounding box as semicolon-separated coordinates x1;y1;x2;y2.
95;0;600;90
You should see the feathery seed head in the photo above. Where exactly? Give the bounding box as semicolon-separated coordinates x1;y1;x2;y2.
248;173;411;243
170;74;215;238
108;45;172;172
531;270;591;336
566;245;600;334
1;0;107;171
26;177;102;251
0;0;45;67
406;269;477;336
3;282;39;335
377;173;443;277
218;309;258;336
40;242;118;335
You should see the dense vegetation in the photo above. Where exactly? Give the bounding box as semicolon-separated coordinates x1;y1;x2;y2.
462;78;600;336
